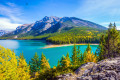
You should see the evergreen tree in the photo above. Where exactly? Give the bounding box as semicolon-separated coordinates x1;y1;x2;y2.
60;53;71;68
40;53;50;72
97;23;120;60
57;60;60;68
66;52;71;67
77;46;80;55
60;56;64;67
29;52;40;72
18;52;30;80
83;44;97;63
86;43;91;52
20;52;24;59
109;22;113;29
71;44;78;66
83;51;97;63
66;52;70;61
113;22;116;28
77;46;82;65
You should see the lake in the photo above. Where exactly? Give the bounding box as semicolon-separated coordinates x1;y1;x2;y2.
0;40;98;67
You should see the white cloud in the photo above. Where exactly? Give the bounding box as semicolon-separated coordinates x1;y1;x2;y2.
75;0;120;16
0;2;23;22
73;0;120;30
0;2;23;30
101;21;120;30
0;18;21;30
117;27;120;30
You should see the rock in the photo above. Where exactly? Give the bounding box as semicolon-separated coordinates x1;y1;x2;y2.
75;62;96;76
102;77;110;80
62;73;72;77
78;76;92;80
57;57;120;80
0;30;11;36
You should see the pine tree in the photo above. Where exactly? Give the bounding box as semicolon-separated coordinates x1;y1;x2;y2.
77;46;82;65
29;52;40;72
96;35;105;60
60;53;71;68
60;56;64;67
83;51;97;63
86;43;91;53
109;22;113;29
77;46;80;55
65;52;71;67
17;52;30;80
97;23;120;60
40;53;50;72
20;52;24;59
113;22;116;29
83;44;97;63
71;44;78;66
57;60;60;68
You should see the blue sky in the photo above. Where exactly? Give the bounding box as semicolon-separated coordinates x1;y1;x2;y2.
0;0;120;30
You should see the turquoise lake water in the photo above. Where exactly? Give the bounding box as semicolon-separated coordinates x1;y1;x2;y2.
0;40;98;67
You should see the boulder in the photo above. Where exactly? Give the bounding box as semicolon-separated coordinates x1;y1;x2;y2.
57;57;120;80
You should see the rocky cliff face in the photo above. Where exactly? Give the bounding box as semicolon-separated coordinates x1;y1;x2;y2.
0;30;10;36
4;16;107;37
57;57;120;80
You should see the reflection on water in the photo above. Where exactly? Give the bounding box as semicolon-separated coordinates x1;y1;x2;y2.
0;40;19;49
0;40;98;67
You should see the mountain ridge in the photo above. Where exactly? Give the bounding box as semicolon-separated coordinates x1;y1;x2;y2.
3;16;107;38
0;30;11;36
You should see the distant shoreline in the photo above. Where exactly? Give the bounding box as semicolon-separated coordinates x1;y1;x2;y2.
42;43;99;49
0;39;99;49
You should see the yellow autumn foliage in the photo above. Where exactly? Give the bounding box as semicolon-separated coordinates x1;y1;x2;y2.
40;53;50;72
62;56;71;68
0;46;18;80
17;55;30;80
0;46;31;80
84;51;97;63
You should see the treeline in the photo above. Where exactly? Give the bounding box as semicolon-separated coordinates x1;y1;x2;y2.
0;27;105;44
18;27;105;44
47;27;105;44
97;23;120;60
0;44;97;80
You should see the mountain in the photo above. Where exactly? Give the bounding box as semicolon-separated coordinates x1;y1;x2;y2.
3;16;107;38
0;30;11;36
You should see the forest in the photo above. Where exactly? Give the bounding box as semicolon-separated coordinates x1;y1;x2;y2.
0;23;120;80
47;27;105;44
0;26;106;44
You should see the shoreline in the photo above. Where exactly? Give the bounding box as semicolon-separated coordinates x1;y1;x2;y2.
42;43;99;49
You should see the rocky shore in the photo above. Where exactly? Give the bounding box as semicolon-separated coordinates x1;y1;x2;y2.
57;57;120;80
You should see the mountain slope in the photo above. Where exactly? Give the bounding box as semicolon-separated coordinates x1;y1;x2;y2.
3;16;107;38
46;26;105;44
0;30;11;36
14;27;105;44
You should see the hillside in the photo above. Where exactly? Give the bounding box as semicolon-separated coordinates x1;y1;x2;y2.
47;26;105;44
0;30;11;36
15;26;105;44
3;16;106;38
1;27;106;44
